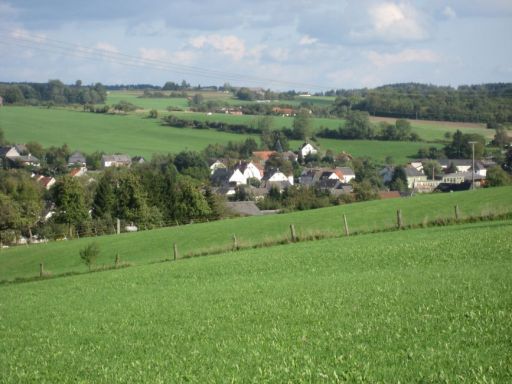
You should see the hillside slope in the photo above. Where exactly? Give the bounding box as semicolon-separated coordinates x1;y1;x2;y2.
1;187;511;281
1;221;511;382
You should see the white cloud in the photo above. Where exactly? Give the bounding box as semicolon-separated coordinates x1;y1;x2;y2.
366;49;439;67
128;20;166;36
299;35;318;45
268;47;289;62
139;48;196;65
139;48;171;62
353;2;429;43
95;42;119;54
441;6;457;20
10;27;47;43
297;1;430;46
189;34;246;61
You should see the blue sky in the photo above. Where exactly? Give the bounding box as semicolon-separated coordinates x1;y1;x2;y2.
0;0;511;91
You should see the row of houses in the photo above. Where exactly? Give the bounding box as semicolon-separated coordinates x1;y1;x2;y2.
381;158;497;193
0;145;145;170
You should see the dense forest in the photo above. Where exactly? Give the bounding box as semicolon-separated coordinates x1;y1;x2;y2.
0;80;107;105
327;83;512;123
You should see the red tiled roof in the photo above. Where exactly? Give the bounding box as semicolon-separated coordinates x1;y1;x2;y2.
38;176;55;188
378;191;401;199
69;168;81;177
252;151;276;162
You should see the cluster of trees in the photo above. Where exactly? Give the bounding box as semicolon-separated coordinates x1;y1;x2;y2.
202;139;259;160
140;90;188;98
0;151;225;244
318;112;421;141
417;128;511;160
163;114;261;135
0;170;43;244
162;80;191;91
329;83;512;123
0;80;107;105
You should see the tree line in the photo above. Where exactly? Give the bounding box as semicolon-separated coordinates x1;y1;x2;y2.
0;80;107;105
328;83;512;123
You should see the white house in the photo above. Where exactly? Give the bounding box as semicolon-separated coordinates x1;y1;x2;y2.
335;167;356;183
238;161;263;181
299;143;318;157
267;170;294;185
101;154;132;168
0;146;21;164
404;167;427;189
228;169;247;185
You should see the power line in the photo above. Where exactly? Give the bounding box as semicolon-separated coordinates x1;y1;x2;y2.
0;29;333;90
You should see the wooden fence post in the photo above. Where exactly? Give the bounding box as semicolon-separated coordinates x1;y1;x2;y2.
290;224;297;242
343;214;350;236
397;209;403;229
39;262;44;277
454;205;460;221
116;218;121;235
232;234;238;251
173;243;179;261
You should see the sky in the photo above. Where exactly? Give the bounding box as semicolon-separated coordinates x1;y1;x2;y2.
0;0;511;91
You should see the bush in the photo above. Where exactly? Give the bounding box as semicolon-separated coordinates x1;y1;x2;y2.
79;242;100;271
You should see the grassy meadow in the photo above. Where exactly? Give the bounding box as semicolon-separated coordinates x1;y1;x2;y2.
106;91;189;110
0;106;438;163
1;186;511;282
1;220;511;382
107;90;493;142
0;106;259;158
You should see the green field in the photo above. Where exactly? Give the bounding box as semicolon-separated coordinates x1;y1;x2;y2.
0;106;439;163
106;91;189;111
1;187;511;282
171;111;345;132
0;106;258;158
106;90;336;109
1;219;511;382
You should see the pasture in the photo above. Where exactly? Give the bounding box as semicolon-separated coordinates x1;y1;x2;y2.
0;106;258;158
106;91;189;111
1;220;511;382
107;90;491;142
1;186;511;282
0;106;438;163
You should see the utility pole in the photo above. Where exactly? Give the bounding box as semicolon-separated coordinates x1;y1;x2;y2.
468;141;476;190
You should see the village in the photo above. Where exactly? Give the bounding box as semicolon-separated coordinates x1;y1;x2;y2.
0;138;498;226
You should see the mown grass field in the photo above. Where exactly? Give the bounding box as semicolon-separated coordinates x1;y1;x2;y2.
1;187;511;282
106;91;189;110
0;105;439;163
107;91;493;142
105;90;335;109
0;106;258;158
1;220;511;382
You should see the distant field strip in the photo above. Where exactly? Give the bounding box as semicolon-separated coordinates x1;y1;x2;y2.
1;220;511;382
1;187;510;281
0;106;258;158
0;106;439;162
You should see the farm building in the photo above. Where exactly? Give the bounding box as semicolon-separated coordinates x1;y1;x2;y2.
101;154;132;168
